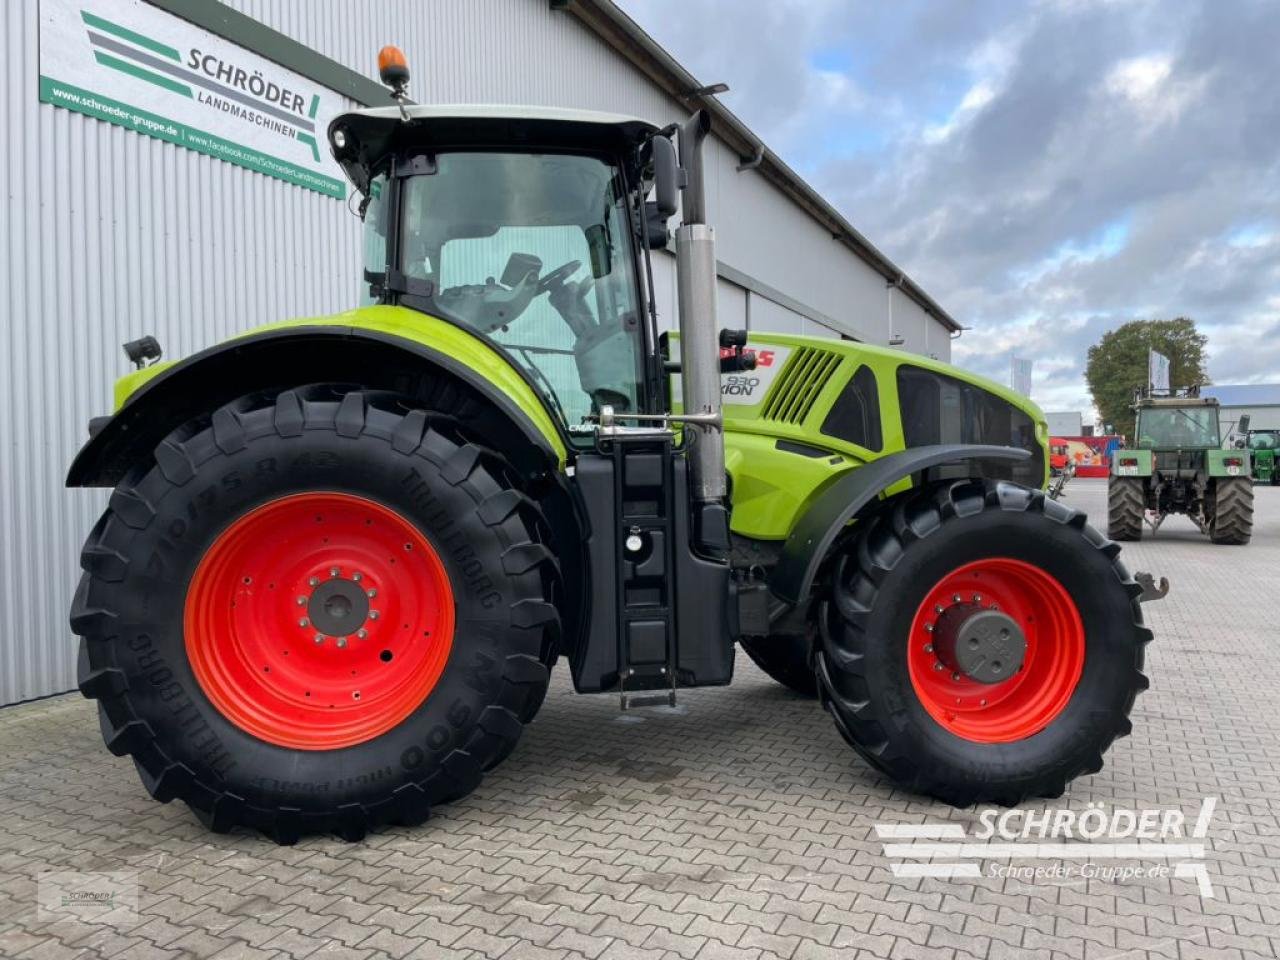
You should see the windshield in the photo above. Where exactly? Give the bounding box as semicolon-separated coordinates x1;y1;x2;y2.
383;151;644;431
1136;406;1220;448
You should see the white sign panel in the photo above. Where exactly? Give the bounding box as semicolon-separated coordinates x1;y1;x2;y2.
39;0;346;198
1149;349;1170;392
1010;356;1033;397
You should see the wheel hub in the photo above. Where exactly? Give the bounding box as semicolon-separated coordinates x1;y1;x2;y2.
306;576;372;638
932;603;1026;683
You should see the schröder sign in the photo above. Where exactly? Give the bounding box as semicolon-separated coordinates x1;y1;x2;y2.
39;0;346;199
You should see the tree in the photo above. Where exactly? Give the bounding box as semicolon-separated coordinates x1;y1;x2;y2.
1085;318;1209;439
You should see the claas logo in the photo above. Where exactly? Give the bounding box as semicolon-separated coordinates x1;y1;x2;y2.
718;347;776;367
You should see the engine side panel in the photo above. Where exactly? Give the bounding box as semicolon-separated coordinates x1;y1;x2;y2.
718;333;1049;541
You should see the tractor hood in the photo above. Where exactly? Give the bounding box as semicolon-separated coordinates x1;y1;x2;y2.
699;331;1050;539
327;104;659;195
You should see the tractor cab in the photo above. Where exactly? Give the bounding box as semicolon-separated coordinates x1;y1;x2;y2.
329;103;665;432
1135;396;1221;451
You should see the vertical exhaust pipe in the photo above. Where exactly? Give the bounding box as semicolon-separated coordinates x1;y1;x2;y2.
675;110;725;504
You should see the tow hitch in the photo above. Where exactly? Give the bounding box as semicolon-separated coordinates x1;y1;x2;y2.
1134;572;1170;603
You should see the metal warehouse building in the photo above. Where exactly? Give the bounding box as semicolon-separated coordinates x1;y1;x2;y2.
2;0;961;705
1204;384;1280;434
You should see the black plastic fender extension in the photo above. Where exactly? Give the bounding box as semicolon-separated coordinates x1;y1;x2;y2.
768;444;1032;605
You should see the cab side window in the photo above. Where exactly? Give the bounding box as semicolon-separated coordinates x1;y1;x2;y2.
820;365;883;451
896;364;1043;484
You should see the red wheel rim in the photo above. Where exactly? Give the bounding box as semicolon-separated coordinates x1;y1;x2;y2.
907;558;1084;743
185;493;455;750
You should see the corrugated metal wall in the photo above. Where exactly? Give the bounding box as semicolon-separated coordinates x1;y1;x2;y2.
2;0;952;705
2;0;362;704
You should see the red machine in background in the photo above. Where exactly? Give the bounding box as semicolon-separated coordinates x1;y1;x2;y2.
1055;435;1124;478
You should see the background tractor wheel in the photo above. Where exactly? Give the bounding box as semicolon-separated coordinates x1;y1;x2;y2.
816;479;1150;808
1210;477;1253;544
1106;477;1145;541
71;386;562;843
740;633;817;697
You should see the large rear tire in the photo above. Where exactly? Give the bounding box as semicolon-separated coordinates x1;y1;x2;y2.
72;386;561;843
1107;477;1144;541
1209;477;1253;544
816;479;1150;807
739;633;817;697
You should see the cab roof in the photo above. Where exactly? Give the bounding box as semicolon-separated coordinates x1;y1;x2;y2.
1138;396;1219;408
328;104;659;194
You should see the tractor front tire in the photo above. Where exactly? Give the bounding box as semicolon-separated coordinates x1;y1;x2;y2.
1106;477;1145;541
740;633;817;697
72;386;561;843
816;479;1150;808
1209;477;1253;544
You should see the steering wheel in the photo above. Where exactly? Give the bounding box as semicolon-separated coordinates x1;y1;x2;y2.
536;259;582;294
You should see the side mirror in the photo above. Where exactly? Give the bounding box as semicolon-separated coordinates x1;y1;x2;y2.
650;134;679;218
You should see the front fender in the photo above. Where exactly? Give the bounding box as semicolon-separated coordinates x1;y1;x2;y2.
768;444;1032;604
1206;448;1250;478
68;318;567;487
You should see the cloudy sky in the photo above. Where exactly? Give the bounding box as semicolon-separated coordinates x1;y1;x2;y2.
618;0;1280;418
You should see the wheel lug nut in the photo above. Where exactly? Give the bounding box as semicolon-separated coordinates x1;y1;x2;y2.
337;638;348;648
934;604;944;614
924;623;934;633
952;594;962;603
296;596;307;606
353;572;363;582
952;672;961;681
330;567;340;578
980;699;988;706
369;611;379;620
314;634;325;644
972;594;982;603
933;662;945;672
298;618;309;628
367;588;377;599
357;629;368;639
309;577;320;587
923;644;933;653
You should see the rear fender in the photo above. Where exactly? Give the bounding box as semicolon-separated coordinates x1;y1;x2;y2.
1112;449;1153;478
1207;448;1250;479
768;444;1031;605
67;325;566;487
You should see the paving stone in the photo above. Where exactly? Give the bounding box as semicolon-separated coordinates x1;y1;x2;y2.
0;481;1274;960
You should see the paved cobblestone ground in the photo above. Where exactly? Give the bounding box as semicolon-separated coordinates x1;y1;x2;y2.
1;479;1278;960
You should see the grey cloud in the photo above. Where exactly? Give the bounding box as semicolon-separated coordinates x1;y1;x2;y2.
619;0;1280;413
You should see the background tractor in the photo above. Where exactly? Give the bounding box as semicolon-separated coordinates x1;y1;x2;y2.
66;50;1152;843
1246;430;1278;484
1108;388;1252;543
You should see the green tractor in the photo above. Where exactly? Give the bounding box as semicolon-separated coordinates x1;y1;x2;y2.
1108;388;1252;543
1246;430;1278;485
67;51;1154;843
